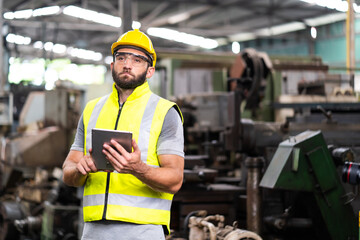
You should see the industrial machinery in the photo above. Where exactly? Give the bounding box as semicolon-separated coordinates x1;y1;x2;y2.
172;48;360;240
0;84;83;240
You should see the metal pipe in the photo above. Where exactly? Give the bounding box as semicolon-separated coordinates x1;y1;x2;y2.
245;157;264;235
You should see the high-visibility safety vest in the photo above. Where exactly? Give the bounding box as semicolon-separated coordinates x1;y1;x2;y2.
81;81;183;234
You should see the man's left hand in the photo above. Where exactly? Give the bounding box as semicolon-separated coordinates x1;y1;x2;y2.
103;139;148;175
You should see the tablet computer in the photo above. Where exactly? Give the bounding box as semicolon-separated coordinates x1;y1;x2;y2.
91;128;132;171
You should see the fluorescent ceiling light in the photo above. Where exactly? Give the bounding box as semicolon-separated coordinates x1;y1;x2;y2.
6;33;31;45
33;40;103;61
4;9;33;19
256;22;306;36
67;47;102;61
147;27;218;49
305;12;346;26
4;6;60;19
62;5;142;29
311;27;317;39
232;42;240;54
33;41;43;49
228;32;256;42
63;5;122;28
104;56;113;65
44;42;54;51
52;44;67;54
353;3;360;13
32;6;61;17
132;21;141;29
300;0;360;13
168;12;191;24
14;9;33;19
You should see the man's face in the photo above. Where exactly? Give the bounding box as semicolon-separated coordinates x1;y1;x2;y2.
111;48;154;90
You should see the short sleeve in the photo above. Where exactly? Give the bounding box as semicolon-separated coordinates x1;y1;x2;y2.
70;114;85;152
157;107;184;157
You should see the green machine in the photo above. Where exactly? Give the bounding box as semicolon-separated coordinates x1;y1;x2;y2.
260;130;357;240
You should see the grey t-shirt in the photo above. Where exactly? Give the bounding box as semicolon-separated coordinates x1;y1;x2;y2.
70;107;184;240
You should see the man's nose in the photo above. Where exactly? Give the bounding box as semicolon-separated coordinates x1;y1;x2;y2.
123;57;132;68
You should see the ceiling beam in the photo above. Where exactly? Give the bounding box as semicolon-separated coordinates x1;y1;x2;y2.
143;5;212;28
185;0;249;28
140;2;170;27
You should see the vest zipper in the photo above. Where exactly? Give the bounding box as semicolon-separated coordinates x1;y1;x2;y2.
102;101;124;220
114;102;124;130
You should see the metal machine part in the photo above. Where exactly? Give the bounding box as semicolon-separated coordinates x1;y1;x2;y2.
343;162;360;185
0;94;13;126
187;211;262;240
0;201;25;240
245;157;264;235
0;174;79;240
260;130;357;240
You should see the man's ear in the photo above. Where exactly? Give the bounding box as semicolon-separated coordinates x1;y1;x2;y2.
146;66;155;79
110;62;114;70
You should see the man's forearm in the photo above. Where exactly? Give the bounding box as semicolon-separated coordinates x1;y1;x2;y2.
132;162;183;194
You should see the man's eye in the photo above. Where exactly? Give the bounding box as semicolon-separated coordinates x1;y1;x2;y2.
134;58;142;63
117;56;125;61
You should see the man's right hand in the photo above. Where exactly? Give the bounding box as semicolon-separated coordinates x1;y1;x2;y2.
77;151;98;175
62;149;97;187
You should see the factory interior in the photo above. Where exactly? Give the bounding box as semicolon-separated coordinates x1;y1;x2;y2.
0;0;360;239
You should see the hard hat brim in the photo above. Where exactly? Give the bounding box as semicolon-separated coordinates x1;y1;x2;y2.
111;42;156;67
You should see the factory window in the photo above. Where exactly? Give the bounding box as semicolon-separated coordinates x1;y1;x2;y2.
8;58;106;90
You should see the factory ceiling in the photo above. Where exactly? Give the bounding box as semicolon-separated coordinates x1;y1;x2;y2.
2;0;358;65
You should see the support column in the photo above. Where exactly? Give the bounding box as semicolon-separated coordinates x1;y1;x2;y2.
119;0;132;34
346;0;355;74
0;0;5;93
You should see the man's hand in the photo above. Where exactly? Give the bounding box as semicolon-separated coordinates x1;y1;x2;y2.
77;149;98;174
62;149;98;187
102;139;184;194
103;139;146;174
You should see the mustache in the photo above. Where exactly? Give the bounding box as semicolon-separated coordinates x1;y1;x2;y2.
119;69;134;76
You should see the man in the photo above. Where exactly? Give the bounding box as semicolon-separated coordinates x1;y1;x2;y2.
62;29;184;240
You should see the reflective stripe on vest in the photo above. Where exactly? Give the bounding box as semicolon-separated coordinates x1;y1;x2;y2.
137;93;159;164
85;94;110;153
83;193;172;211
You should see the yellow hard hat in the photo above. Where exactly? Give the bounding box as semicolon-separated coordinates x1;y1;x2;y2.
111;29;157;67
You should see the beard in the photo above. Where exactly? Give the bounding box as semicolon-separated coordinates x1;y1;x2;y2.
112;67;147;89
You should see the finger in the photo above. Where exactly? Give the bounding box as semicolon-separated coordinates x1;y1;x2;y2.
77;163;87;175
103;143;122;159
110;140;131;158
83;155;97;172
102;148;124;171
132;139;140;154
